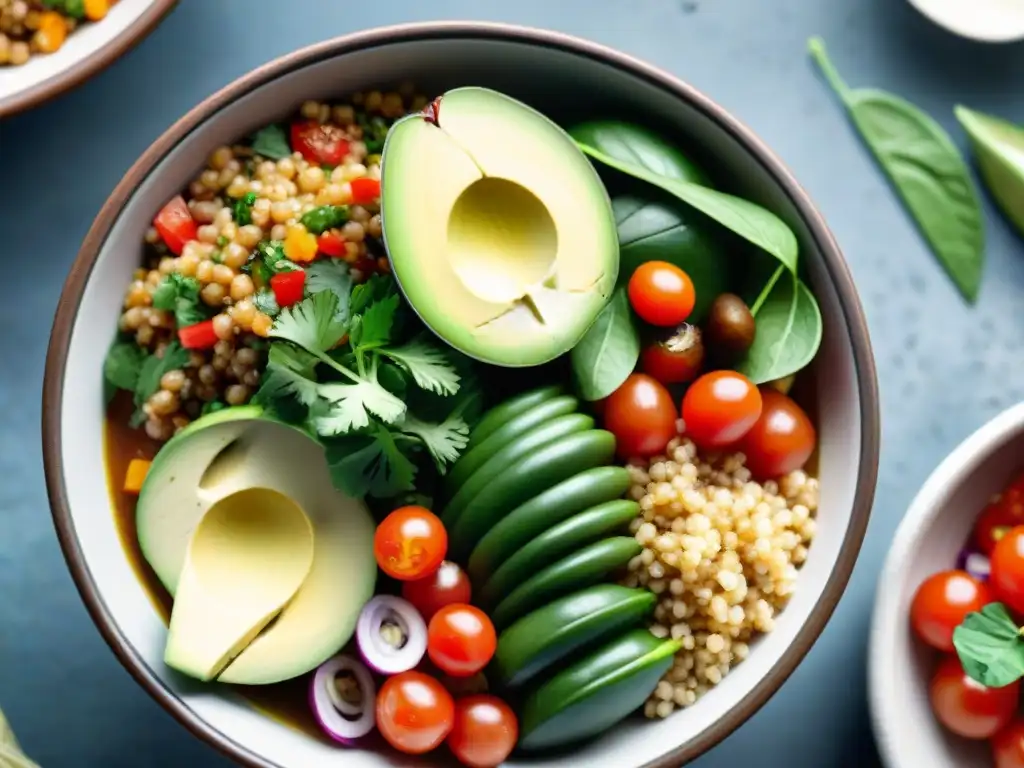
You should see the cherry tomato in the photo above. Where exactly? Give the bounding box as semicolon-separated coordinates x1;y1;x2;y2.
994;718;1024;768
290;120;350;166
447;695;519;768
153;195;198;255
627;261;696;327
374;506;447;581
910;570;992;652
602;373;678;459
930;655;1018;739
739;389;816;480
681;370;762;450
976;475;1024;556
991;526;1024;614
402;561;472;621
641;324;704;385
427;604;497;677
376;671;455;755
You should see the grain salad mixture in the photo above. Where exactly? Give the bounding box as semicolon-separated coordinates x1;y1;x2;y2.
0;0;115;66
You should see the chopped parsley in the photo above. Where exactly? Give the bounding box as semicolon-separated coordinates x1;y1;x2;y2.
250;124;292;160
300;205;348;234
233;192;258;226
151;273;207;328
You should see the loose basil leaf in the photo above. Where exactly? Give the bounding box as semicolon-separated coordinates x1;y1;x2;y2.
570;287;640;402
612;194;730;321
953;602;1024;689
735;266;822;384
251;124;292;160
576;142;798;273
809;37;984;303
955;105;1024;240
570;121;712;186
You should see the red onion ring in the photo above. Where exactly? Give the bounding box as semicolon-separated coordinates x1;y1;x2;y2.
356;595;427;675
309;654;375;744
956;547;991;582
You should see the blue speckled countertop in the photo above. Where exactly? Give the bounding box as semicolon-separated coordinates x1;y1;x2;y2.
4;0;1024;765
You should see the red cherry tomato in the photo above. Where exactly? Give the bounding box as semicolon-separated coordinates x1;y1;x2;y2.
153;195;198;255
376;671;455;755
374;506;447;581
739;389;816;480
402;561;472;621
269;269;306;308
681;370;762;450
994;718;1024;768
640;325;704;385
427;604;497;678
290;121;350;166
447;695;519;768
602;373;678;459
991;526;1024;614
930;655;1018;739
350;177;382;205
976;475;1024;556
627;261;696;327
177;319;218;350
910;570;992;652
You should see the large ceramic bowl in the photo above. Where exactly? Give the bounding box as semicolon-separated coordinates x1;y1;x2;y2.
870;403;1024;768
42;22;879;768
0;0;176;117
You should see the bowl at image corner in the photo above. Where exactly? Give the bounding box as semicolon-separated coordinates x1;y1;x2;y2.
41;22;879;768
0;0;177;117
870;402;1024;768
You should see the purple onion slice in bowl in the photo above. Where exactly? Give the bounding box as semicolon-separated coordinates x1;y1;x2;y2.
309;654;376;744
356;595;427;674
956;546;991;582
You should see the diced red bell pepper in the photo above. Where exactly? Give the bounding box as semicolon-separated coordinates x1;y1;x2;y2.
317;231;346;258
270;269;307;308
350;177;381;205
153;195;198;255
291;121;350;166
178;319;218;350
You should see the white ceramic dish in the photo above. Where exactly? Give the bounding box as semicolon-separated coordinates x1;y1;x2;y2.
42;22;880;768
906;0;1024;43
870;402;1024;768
0;0;176;117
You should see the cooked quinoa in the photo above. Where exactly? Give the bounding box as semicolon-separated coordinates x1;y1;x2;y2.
621;430;819;718
0;0;116;66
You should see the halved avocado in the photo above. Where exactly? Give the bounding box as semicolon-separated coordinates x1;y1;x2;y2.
136;406;377;685
380;87;619;367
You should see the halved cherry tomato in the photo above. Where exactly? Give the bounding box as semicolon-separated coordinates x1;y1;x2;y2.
350;177;381;205
374;506;447;581
641;324;704;385
627;261;696;327
990;526;1024;614
447;695;518;768
290;121;350;166
427;604;497;678
376;671;455;755
153;195;197;255
976;475;1024;556
910;570;992;652
603;373;678;459
402;561;472;621
739;389;816;479
178;319;218;350
269;269;306;308
681;370;762;450
316;231;346;258
994;718;1024;768
930;655;1018;739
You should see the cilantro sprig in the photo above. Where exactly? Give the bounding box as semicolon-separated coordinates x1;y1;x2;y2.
152;273;208;328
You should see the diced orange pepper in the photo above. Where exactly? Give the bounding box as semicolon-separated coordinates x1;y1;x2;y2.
123;459;152;495
35;12;67;54
283;226;319;263
84;0;110;20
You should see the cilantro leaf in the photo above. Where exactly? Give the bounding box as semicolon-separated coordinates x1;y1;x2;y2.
255;241;302;275
233;192;257;225
254;344;322;410
324;426;417;499
381;337;460;396
253;289;280;317
954;602;1024;688
152;273;206;328
251;124;292;160
352;292;399;350
315;376;407;435
400;412;470;473
103;341;146;393
130;343;190;427
305;261;352;321
349;273;396;315
270;291;347;354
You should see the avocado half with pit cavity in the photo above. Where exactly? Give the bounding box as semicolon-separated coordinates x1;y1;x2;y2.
380;87;619;367
136;405;377;685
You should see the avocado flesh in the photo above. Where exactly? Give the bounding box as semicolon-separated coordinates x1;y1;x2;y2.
381;87;618;367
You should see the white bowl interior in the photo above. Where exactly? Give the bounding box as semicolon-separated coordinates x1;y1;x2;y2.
871;402;1024;768
905;0;1024;42
58;36;866;767
0;0;160;114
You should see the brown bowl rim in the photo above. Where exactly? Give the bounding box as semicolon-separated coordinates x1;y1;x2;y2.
41;20;880;768
0;0;178;118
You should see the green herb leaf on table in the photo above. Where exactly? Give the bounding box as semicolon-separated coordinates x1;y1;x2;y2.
270;291;347;355
399;412;471;474
250;124;292;160
381;337;461;396
570;121;713;186
570;287;640;402
955;105;1024;241
233;192;257;225
808;36;985;303
324;425;418;499
953;603;1024;689
152;273;207;328
130;343;190;427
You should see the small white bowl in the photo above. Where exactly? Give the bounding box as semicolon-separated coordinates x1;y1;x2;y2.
906;0;1024;43
870;402;1024;768
0;0;176;117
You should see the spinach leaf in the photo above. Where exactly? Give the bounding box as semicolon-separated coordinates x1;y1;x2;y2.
955;105;1024;241
809;37;984;303
570;287;640;402
735;266;822;384
612;194;730;321
250;124;292;160
570;121;712;186
953;603;1024;689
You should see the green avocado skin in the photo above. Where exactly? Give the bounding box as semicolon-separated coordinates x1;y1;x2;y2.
517;629;681;752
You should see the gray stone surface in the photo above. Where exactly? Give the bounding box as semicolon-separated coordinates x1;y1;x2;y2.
3;0;1024;765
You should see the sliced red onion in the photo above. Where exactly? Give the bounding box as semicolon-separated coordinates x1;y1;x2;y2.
309;654;375;744
956;547;991;582
356;595;427;675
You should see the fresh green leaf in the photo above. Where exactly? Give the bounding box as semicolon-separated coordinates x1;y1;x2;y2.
570;288;639;402
953;603;1024;688
324;426;417;499
400;412;470;473
253;289;280;317
254;344;323;409
103;342;146;393
955;105;1024;241
152;273;206;328
233;192;257;225
381;337;460;396
269;291;347;355
735;267;822;384
305;260;352;321
575;142;798;273
315;378;406;435
352;292;399;350
251;124;292;160
255;241;302;275
0;707;40;768
809;37;985;302
300;205;349;234
349;273;396;315
570;121;712;186
130;343;190;427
